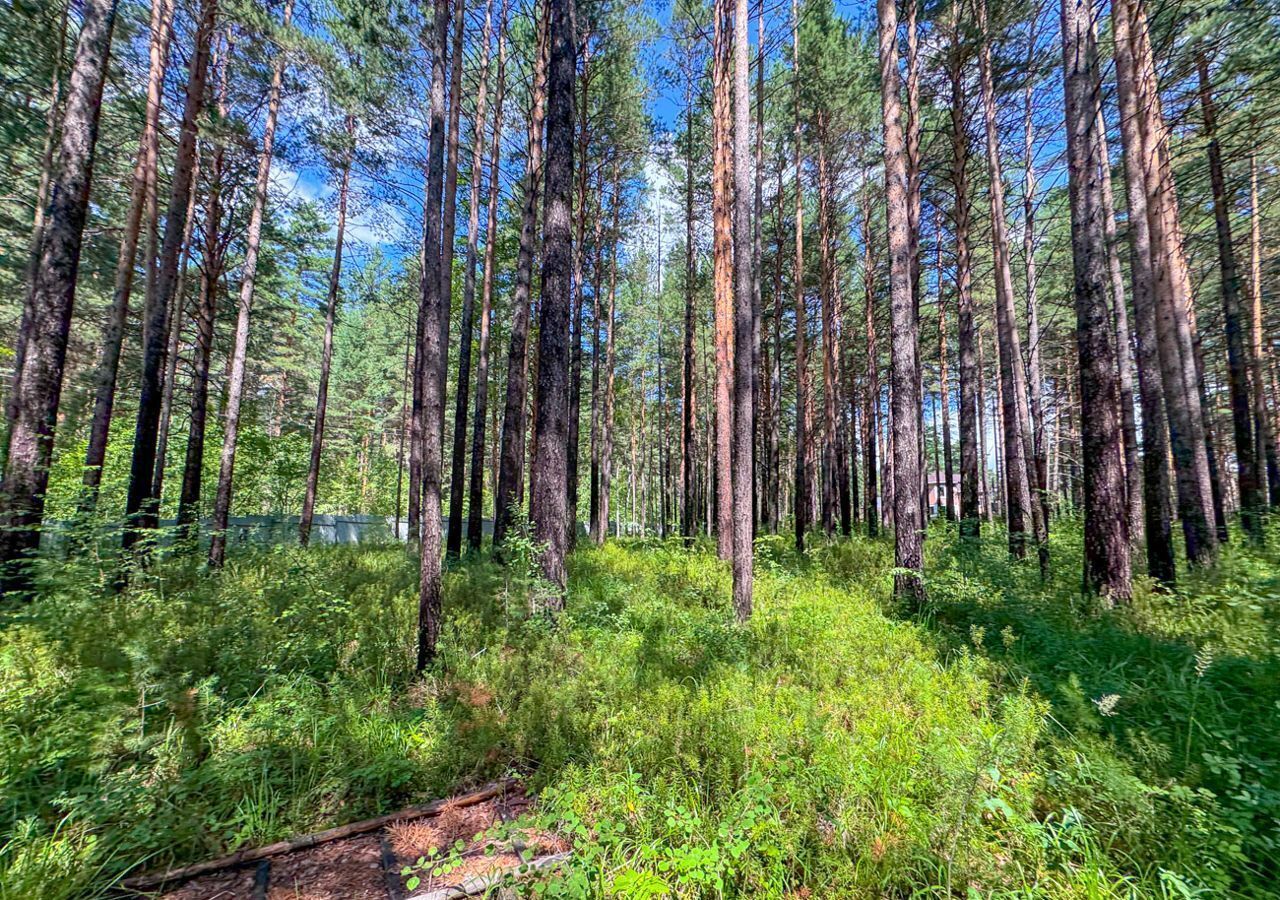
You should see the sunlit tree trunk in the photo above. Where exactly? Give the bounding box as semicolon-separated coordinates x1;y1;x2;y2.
300;120;355;546
176;41;233;540
878;0;924;605
1021;30;1049;545
711;0;734;562
681;94;697;545
124;0;217;551
469;8;508;552
978;0;1041;563
731;0;754;619
208;0;291;568
791;0;810;552
1249;153;1280;506
448;0;495;557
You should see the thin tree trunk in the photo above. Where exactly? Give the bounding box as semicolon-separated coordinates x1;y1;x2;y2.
417;0;451;669
879;0;923;605
566;40;592;552
1063;0;1131;600
468;4;507;552
791;0;809;552
437;0;467;439
601;176;619;540
494;3;548;552
1022;31;1050;546
448;0;495;557
937;224;955;522
300;120;355;546
1250;153;1280;506
124;0;217;550
711;0;734;562
861;188;880;536
528;0;576;601
0;0;119;588
731;0;754;619
176;39;234;539
978;0;1041;562
752;9;765;535
818;130;838;536
681;93;697;545
1196;52;1261;539
207;0;291;568
80;0;174;511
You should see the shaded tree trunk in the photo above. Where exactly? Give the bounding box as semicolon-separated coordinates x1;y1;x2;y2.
681;94;697;545
80;0;173;512
417;0;451;669
731;0;754;619
1250;153;1280;506
494;4;548;552
0;0;119;588
791;0;809;552
528;0;576;601
1196;53;1261;539
1063;0;1132;600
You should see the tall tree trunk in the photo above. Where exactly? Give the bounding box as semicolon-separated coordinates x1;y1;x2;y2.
1063;0;1131;600
1113;0;1215;566
300;120;355;546
905;0;925;531
528;0;576;600
124;0;216;550
468;4;507;552
417;0;451;669
566;41;593;552
731;0;754;619
1196;53;1261;539
879;0;924;605
437;0;466;440
1022;33;1050;548
791;0;810;552
681;94;697;545
861;189;880;536
711;0;735;562
752;9;765;535
1094;72;1142;546
80;0;173;511
978;0;1041;562
601;175;619;541
947;6;979;538
494;4;548;552
818;130;838;537
0;0;119;588
207;0;291;568
175;40;233;539
937;224;955;522
448;0;495;557
1250;153;1280;506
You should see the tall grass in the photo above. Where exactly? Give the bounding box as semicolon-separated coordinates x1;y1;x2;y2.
0;523;1275;897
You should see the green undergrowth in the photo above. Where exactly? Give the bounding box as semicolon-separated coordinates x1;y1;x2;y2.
0;521;1276;898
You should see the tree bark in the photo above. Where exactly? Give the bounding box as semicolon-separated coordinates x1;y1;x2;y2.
176;40;233;540
1196;52;1261;539
1021;31;1050;548
417;0;451;669
878;0;923;605
0;0;119;588
1062;0;1132;600
681;91;697;545
1249;153;1280;506
468;5;507;552
711;0;735;562
731;0;754;619
978;0;1041;562
1113;0;1215;566
448;0;495;557
861;190;880;536
528;0;576;601
791;0;809;553
493;4;548;552
207;0;292;568
80;0;173;511
124;0;216;551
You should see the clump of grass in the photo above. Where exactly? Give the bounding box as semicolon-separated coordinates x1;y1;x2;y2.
1;524;1276;897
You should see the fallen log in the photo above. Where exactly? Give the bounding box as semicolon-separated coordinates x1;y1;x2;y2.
123;779;518;893
404;851;572;900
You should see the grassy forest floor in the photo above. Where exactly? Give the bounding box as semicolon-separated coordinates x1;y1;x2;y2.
1;521;1278;898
